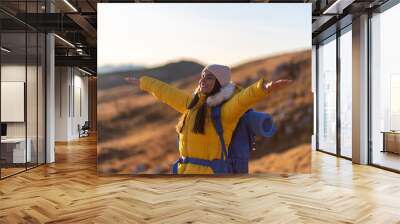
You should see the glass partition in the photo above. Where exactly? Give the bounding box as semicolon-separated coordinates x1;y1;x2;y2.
1;31;28;177
0;1;46;179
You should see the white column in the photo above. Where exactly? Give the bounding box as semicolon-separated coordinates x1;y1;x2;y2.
46;33;55;163
45;1;55;163
352;14;369;164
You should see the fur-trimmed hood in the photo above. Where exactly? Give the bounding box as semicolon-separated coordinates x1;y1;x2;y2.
193;82;240;107
206;82;236;107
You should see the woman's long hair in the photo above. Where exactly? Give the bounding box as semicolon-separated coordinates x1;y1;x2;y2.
176;80;221;134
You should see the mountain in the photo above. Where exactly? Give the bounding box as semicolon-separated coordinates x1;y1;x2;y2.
97;49;312;174
97;60;205;90
98;64;146;74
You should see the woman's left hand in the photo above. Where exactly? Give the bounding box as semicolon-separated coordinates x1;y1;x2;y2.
263;79;293;94
124;76;141;88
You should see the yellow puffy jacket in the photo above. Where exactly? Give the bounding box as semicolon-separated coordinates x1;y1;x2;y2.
139;76;270;174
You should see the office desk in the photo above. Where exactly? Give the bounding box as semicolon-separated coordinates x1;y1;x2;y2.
381;131;400;154
1;138;32;163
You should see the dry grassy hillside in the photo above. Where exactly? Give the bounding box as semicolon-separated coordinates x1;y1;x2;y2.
97;49;312;174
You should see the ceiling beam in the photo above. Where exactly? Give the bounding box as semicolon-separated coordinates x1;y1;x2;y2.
67;13;97;39
55;55;96;73
322;0;356;14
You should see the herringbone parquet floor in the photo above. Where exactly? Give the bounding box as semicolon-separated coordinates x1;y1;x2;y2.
0;135;399;224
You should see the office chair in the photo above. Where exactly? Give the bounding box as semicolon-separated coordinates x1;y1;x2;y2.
79;121;90;138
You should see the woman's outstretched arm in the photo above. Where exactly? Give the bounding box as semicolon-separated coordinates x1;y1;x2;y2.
222;78;291;122
126;76;191;113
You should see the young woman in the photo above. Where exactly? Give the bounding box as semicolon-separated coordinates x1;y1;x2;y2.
126;64;291;174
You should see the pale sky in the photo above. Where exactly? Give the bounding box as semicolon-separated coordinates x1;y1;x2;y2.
98;3;311;68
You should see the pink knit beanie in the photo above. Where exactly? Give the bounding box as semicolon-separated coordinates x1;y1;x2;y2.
202;64;231;87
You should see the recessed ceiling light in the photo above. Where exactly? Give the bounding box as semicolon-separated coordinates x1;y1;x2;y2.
1;47;11;53
63;0;78;12
322;0;352;15
54;34;75;48
78;67;93;76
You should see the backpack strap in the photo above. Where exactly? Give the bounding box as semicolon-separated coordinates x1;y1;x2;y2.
210;106;228;161
171;107;231;174
172;156;231;174
244;110;257;151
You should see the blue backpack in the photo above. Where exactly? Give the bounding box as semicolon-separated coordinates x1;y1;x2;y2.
171;106;276;174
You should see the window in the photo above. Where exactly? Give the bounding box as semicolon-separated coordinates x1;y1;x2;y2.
339;28;352;158
317;36;337;154
370;3;400;171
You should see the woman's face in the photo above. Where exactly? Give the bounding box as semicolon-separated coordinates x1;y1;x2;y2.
198;71;217;94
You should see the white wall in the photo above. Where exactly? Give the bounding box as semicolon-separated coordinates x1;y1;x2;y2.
55;66;69;141
1;65;26;134
1;63;46;164
71;72;89;138
55;67;89;141
1;65;34;138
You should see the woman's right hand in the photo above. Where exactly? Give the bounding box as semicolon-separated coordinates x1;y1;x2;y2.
124;76;140;88
263;79;292;94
